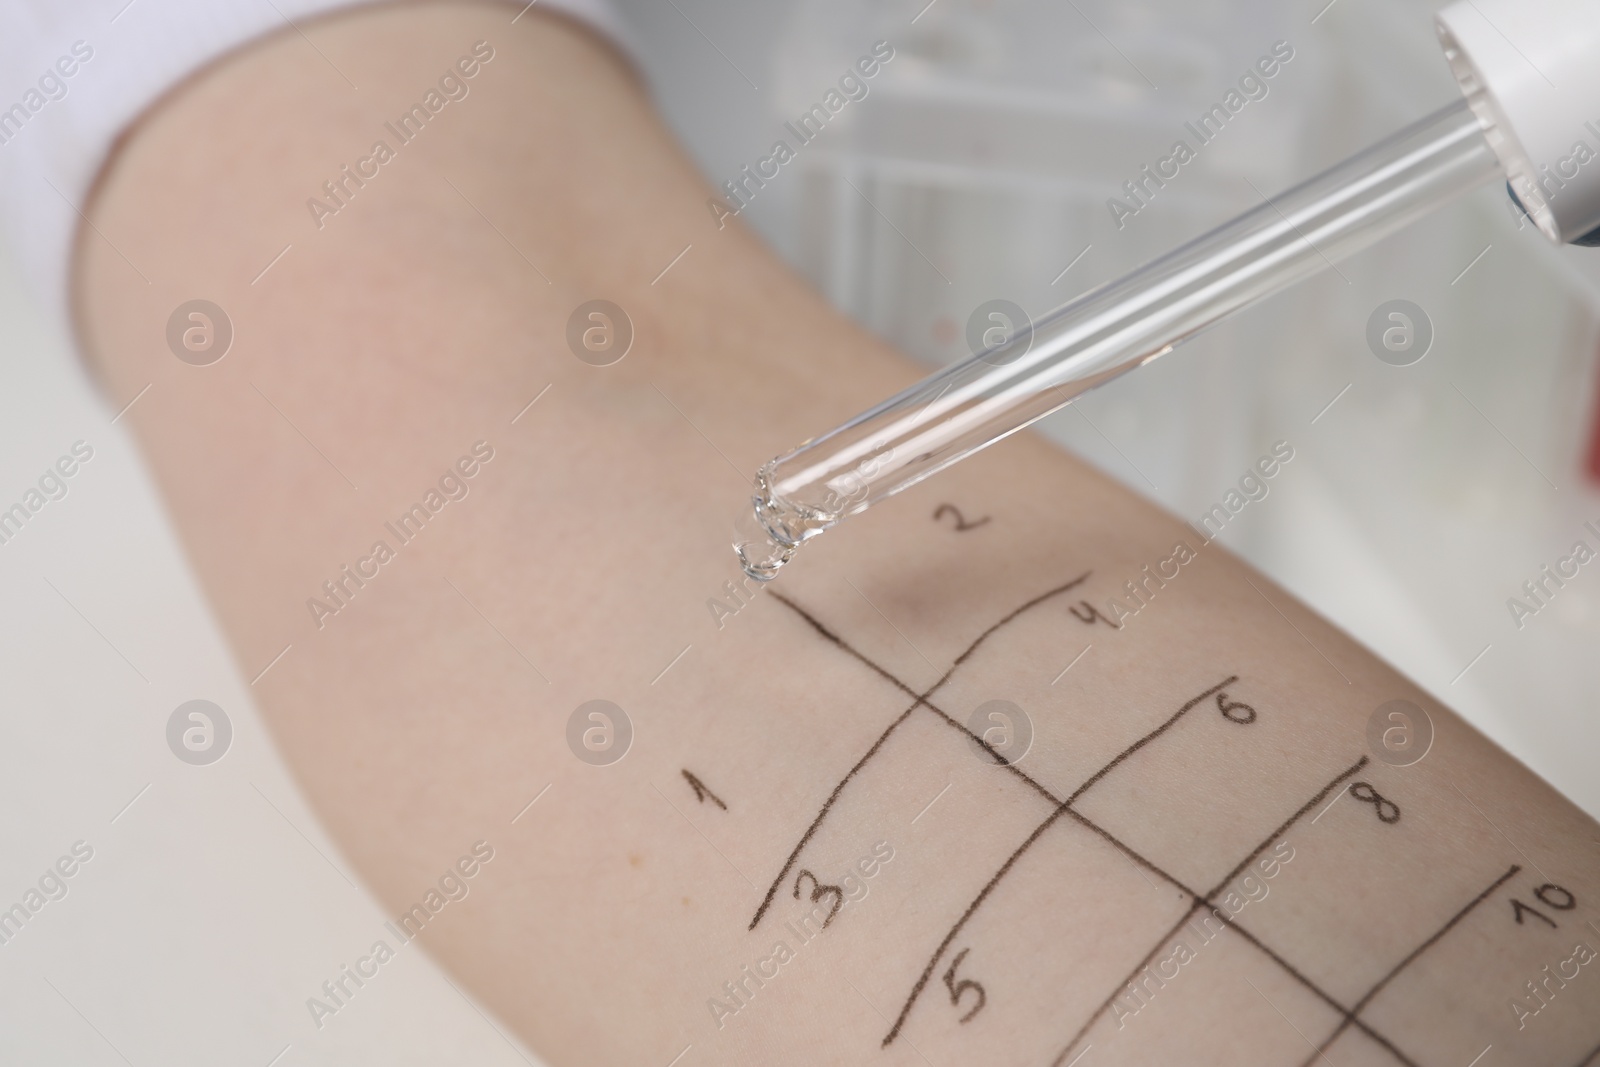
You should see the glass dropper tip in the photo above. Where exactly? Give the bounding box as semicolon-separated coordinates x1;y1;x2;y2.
733;467;800;582
733;514;797;582
732;464;836;582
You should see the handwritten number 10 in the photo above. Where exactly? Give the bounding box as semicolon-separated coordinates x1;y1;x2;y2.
1512;884;1577;929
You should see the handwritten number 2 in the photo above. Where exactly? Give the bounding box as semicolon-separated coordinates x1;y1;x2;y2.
793;870;843;929
934;504;991;532
942;947;987;1023
1349;782;1400;824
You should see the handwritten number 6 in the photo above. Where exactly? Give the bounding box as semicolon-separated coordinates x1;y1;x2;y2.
1216;691;1256;725
793;870;844;929
942;947;987;1023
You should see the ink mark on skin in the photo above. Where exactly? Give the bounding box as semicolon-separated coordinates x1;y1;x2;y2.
682;770;728;810
942;947;986;1023
1349;782;1401;824
751;570;1503;1065
885;676;1243;1048
1513;899;1559;929
1043;759;1382;1066
1291;864;1521;1067
1217;690;1257;724
1049;757;1432;1067
747;572;1091;931
793;871;843;929
1511;884;1575;928
1069;601;1121;629
933;504;991;532
1538;884;1576;910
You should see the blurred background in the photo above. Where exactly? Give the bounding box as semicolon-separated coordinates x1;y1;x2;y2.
2;0;1597;1062
628;0;1600;809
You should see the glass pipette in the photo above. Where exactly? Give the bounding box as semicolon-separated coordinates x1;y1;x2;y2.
734;99;1501;581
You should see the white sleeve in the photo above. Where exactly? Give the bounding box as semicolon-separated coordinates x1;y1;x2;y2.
0;0;634;338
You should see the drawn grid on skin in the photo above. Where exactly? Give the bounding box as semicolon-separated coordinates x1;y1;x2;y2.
1042;756;1425;1067
755;579;1434;1066
901;754;1406;1063
886;676;1245;1048
747;572;1094;931
1290;863;1523;1067
754;579;1573;1065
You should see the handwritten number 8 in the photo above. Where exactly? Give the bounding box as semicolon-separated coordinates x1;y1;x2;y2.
1349;782;1400;824
942;947;986;1024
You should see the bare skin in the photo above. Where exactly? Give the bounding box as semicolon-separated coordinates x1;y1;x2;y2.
75;4;1600;1065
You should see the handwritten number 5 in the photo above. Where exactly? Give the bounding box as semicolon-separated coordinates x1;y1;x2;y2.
793;870;844;929
942;947;987;1023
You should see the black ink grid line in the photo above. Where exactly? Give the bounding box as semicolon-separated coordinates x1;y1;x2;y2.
754;576;1459;1067
769;584;1209;910
747;573;1092;930
1044;756;1425;1067
755;582;1179;912
1291;863;1522;1067
883;676;1238;1047
903;758;1394;1061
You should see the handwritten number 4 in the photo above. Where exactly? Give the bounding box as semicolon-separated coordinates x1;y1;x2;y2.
943;947;987;1024
1512;884;1576;928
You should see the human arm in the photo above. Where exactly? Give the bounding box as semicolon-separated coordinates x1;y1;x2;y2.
74;4;1600;1063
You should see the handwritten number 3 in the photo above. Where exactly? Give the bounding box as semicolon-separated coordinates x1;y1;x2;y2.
1349;782;1400;824
793;870;844;929
942;947;987;1023
934;504;991;532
